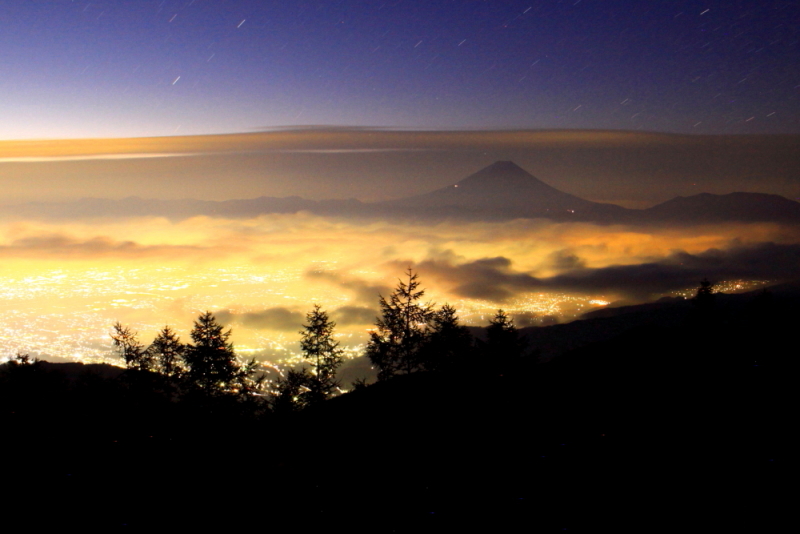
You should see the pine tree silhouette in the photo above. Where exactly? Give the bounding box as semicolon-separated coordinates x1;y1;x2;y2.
366;268;434;380
299;304;344;404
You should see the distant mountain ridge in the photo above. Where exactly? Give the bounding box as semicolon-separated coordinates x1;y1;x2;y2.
4;161;800;224
642;191;800;224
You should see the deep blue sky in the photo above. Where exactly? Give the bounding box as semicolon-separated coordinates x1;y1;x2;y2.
1;0;798;139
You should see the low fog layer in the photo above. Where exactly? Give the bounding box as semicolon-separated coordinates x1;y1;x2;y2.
1;211;798;362
4;214;798;296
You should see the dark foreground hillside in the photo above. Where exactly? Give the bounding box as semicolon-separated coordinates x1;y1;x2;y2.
1;291;792;532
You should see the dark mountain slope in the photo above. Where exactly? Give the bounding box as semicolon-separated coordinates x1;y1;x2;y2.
519;281;800;361
3;282;792;530
380;160;631;221
642;191;800;224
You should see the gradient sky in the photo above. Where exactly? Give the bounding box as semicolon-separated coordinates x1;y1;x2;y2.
2;0;798;139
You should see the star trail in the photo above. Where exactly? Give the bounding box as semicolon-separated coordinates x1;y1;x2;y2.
1;1;797;139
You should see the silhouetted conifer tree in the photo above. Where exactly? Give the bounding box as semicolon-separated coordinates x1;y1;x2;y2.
421;304;473;372
692;278;715;311
366;268;434;380
270;368;313;413
183;311;258;396
299;304;344;404
147;325;185;378
111;322;154;372
482;309;526;372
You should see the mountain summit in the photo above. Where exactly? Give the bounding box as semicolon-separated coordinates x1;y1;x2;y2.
382;160;628;220
8;160;800;225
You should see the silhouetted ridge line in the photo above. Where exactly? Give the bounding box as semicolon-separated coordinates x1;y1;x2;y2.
4;161;800;224
642;191;800;224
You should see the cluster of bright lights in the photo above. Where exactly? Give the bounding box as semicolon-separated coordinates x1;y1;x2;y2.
668;279;771;299
448;292;611;327
2;263;769;367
